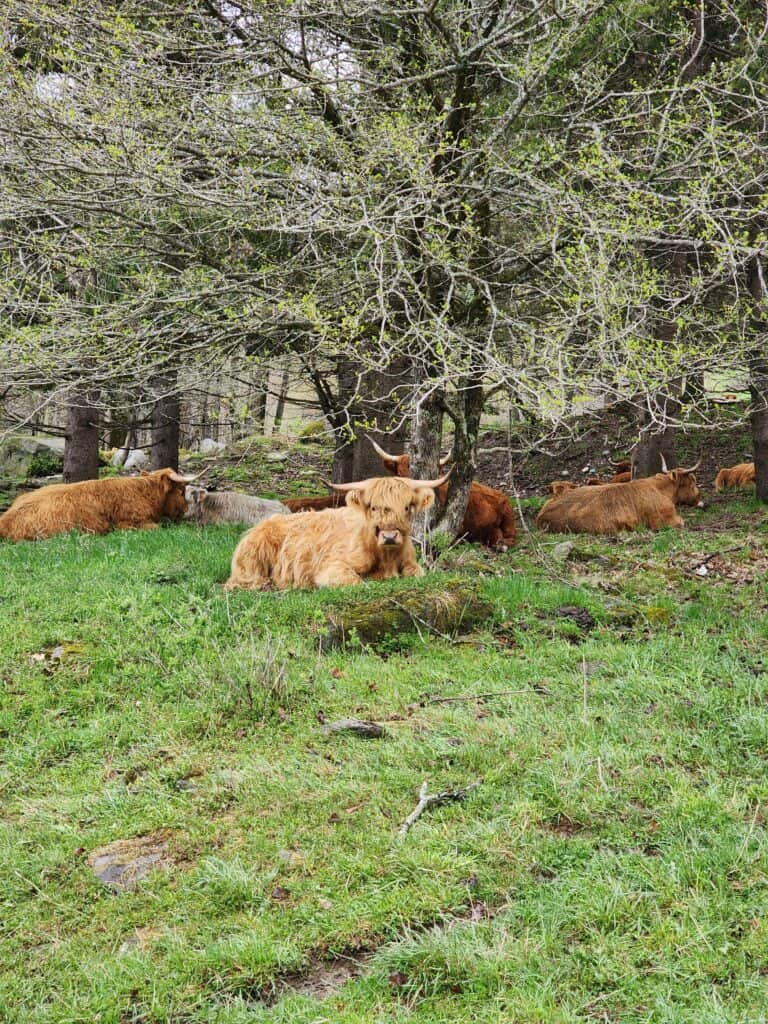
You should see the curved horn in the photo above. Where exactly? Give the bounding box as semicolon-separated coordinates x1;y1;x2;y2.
366;435;400;462
399;467;453;489
659;453;669;473
325;468;453;492
680;456;702;474
167;469;204;483
438;450;453;467
610;457;630;467
324;476;379;492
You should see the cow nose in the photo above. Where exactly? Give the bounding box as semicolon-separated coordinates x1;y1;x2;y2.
380;530;400;544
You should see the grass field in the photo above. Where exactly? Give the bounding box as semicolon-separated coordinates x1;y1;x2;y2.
2;499;768;1023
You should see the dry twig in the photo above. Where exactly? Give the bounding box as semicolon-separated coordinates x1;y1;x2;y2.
398;780;481;836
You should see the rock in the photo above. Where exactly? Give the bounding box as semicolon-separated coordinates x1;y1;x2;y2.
0;434;64;482
200;438;226;454
321;719;388;738
551;541;576;561
87;833;173;892
265;450;290;463
318;578;494;652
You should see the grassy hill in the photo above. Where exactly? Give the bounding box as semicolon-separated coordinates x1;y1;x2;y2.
1;495;768;1022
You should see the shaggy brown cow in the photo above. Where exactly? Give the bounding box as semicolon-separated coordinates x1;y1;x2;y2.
225;473;449;590
714;462;755;491
368;438;517;549
283;493;344;512
548;480;579;496
536;461;703;534
0;469;191;542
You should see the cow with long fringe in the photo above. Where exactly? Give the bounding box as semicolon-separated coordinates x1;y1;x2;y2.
368;438;517;549
0;469;192;542
536;459;703;534
225;472;449;591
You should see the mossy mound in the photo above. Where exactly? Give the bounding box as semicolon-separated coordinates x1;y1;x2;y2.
318;577;494;651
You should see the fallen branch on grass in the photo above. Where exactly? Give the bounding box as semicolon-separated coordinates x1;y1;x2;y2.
398;780;482;836
419;688;529;705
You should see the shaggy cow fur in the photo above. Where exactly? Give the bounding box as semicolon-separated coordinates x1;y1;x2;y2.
369;439;517;549
714;462;755;491
0;469;189;542
548;480;580;496
536;468;703;534
225;475;442;590
184;487;289;525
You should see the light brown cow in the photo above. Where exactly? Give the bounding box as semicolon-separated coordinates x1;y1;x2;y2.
369;438;517;549
714;462;755;491
225;473;449;591
0;469;191;542
536;461;703;534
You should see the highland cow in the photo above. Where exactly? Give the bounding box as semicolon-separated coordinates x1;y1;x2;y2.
368;437;517;549
714;462;755;491
0;469;191;542
536;461;703;534
184;487;289;526
225;472;449;591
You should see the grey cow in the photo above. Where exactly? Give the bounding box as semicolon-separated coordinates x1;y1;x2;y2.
184;486;290;526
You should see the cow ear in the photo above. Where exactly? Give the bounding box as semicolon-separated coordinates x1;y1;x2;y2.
344;488;365;510
412;487;436;511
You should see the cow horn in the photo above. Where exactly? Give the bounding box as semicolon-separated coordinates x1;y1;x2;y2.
326;469;453;492
438;450;453;467
610;457;629;467
367;435;400;461
680;456;702;474
399;467;453;489
326;476;380;492
167;469;204;483
659;453;669;473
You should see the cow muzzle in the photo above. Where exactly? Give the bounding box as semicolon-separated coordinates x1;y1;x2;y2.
377;527;403;546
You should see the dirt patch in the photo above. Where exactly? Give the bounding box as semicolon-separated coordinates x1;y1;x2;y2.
88;832;174;892
683;549;768;584
275;956;371;1001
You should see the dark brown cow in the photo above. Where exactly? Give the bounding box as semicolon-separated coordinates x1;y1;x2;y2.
536;461;703;534
0;469;192;542
714;462;755;491
283;494;344;513
369;438;516;549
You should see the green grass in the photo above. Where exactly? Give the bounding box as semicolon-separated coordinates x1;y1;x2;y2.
2;501;768;1023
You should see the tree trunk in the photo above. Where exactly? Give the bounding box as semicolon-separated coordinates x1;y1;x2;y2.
748;257;768;502
64;389;100;483
434;379;485;538
150;376;180;471
252;384;267;435
633;394;679;478
410;387;444;479
272;360;290;435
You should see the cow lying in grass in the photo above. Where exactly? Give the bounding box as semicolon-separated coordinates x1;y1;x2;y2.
0;469;192;542
225;472;449;590
714;462;755;491
184;486;289;526
536;460;703;534
369;437;517;549
283;493;344;512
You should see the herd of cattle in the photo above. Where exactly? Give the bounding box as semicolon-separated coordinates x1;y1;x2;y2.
0;439;759;591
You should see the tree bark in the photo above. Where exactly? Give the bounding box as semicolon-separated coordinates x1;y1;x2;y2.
747;257;768;502
633;394;680;478
434;379;485;538
272;360;290;434
64;389;100;483
150;376;180;471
